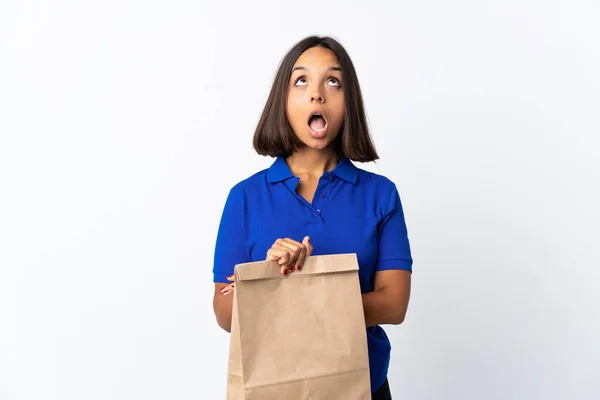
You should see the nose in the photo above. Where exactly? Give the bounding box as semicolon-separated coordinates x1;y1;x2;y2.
310;88;324;103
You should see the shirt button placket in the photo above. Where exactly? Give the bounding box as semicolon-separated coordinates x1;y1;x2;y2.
315;177;330;220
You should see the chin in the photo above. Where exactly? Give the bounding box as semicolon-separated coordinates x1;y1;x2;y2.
300;136;336;151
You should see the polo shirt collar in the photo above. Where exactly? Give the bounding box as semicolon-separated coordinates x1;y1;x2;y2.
267;156;358;185
332;157;359;185
266;157;294;183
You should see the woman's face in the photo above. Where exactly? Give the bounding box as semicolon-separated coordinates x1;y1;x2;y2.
286;46;345;151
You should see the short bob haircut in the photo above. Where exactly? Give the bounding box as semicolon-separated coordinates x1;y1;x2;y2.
252;36;379;163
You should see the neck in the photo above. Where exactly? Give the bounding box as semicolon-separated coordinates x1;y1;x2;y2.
286;147;340;179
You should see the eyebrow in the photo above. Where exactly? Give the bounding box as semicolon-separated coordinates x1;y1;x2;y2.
291;66;342;73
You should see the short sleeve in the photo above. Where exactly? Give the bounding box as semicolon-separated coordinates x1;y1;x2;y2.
212;185;250;283
376;184;413;273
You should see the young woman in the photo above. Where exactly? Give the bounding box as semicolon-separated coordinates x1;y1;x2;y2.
212;36;413;400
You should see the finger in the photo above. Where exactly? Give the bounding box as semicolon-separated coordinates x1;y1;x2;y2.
282;238;306;270
278;238;304;270
276;238;300;259
276;250;291;266
302;236;313;256
279;253;291;276
220;283;234;295
296;236;312;270
295;243;307;271
267;246;288;262
267;248;291;275
226;275;234;282
277;238;302;251
271;242;296;272
266;248;280;262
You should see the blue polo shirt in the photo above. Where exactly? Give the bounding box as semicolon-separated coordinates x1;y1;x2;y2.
213;156;413;393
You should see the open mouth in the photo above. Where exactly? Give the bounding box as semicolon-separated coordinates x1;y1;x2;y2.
308;111;328;137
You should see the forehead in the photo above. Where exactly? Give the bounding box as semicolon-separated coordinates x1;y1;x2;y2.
292;46;340;70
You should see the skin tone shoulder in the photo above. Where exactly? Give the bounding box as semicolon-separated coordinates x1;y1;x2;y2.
213;46;411;333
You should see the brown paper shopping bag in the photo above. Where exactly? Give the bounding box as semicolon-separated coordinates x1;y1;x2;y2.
226;253;371;400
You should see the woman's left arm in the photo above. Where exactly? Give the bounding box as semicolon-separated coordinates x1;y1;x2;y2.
363;183;413;327
362;270;411;327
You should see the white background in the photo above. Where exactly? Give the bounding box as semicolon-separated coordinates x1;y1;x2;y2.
1;1;599;399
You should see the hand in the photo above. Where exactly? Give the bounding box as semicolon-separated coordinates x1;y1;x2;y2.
219;236;313;296
220;275;235;296
266;236;313;275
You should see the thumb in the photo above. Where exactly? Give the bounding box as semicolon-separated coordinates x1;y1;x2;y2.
302;236;313;256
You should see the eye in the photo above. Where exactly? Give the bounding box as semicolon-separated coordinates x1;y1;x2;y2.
327;78;341;87
294;77;307;86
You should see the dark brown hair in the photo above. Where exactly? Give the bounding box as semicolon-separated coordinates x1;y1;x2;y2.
252;36;379;162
